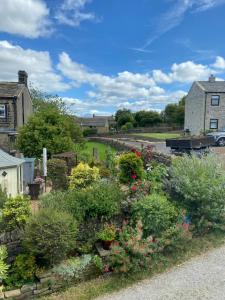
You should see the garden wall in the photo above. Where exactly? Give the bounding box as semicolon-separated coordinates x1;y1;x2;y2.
88;137;171;166
0;230;21;263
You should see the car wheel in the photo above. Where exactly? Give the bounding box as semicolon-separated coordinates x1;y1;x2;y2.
217;138;225;147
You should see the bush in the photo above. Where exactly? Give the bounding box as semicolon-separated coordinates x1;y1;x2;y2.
69;162;100;190
0;186;7;209
146;162;168;193
0;246;8;281
170;154;225;233
48;158;68;190
131;194;178;237
23;209;78;266
121;122;133;131
2;196;31;231
119;152;144;184
4;254;38;288
82;182;124;220
83;128;98;137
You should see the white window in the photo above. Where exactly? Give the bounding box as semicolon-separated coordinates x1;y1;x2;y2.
210;119;218;129
0;104;6;118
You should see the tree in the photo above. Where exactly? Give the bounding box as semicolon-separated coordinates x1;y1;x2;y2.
134;111;162;127
17;90;83;158
115;109;134;128
164;97;186;125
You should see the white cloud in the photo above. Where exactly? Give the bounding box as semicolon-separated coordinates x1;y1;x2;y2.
56;0;97;27
153;60;215;84
0;0;51;38
213;56;225;70
0;41;69;93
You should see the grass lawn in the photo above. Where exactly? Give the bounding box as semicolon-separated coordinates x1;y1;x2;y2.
132;132;181;140
79;141;116;161
43;232;225;300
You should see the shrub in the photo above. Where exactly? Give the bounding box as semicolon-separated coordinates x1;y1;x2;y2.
4;254;38;288
0;186;7;209
23;209;78;266
2;196;31;231
69;162;100;190
131;194;178;237
146;162;168;193
52;255;93;282
83;128;98;137
170;154;225;233
48;158;68;190
82;182;124;220
119;152;144;184
109;221;156;273
97;224;116;241
0;246;8;281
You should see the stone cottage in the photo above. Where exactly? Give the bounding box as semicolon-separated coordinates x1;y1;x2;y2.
0;71;33;153
185;75;225;135
79;115;116;134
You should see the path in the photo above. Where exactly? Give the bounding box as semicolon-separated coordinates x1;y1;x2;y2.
98;244;225;300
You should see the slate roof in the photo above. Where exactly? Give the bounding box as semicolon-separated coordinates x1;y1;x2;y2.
0;149;24;168
197;81;225;93
79;116;115;127
0;82;24;98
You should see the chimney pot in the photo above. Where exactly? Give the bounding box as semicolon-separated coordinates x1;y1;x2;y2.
18;70;28;86
209;74;216;82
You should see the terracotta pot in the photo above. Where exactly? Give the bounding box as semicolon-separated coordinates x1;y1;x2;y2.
102;240;113;250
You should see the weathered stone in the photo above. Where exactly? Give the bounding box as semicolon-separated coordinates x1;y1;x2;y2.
33;287;49;295
0;292;4;300
4;289;21;298
21;284;35;293
38;271;52;279
16;291;33;300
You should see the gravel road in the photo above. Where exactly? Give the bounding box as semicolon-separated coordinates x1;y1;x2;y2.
98;245;225;300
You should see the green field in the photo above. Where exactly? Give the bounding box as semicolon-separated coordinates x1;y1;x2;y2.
79;141;116;161
132;132;181;140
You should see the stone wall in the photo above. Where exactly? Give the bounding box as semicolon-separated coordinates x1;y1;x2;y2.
0;230;21;263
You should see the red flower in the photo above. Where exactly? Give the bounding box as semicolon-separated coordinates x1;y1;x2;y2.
104;265;110;273
131;185;137;191
131;173;137;179
135;151;142;158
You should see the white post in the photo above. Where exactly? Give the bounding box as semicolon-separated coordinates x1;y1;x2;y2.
43;148;47;192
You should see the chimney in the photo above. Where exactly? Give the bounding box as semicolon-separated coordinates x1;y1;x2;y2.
18;70;28;86
93;114;95;118
209;74;216;83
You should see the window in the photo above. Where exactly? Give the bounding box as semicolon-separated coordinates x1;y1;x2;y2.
211;95;220;106
210;119;218;129
0;104;6;118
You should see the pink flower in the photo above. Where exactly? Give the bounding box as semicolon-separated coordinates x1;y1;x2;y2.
104;265;110;273
131;185;137;191
131;173;137;179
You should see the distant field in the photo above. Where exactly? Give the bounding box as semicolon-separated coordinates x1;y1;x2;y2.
132;132;181;140
79;141;116;161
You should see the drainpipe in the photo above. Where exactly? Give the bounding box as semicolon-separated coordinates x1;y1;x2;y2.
13;96;17;131
203;92;207;134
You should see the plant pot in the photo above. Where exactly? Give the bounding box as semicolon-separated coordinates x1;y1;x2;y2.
102;240;113;250
28;183;41;200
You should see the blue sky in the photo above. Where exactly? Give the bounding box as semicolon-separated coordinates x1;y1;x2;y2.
0;0;225;116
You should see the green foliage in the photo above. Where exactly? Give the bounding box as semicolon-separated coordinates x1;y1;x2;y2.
119;152;144;183
0;186;7;209
69;163;100;190
4;254;38;288
0;246;8;281
164;96;185;125
23;209;78;266
109;221;156;273
146;162;168;193
131;194;178;237
83;128;98;137
115;109;134;128
92;255;104;273
121;122;133;131
134;110;162;127
48;158;68;190
170;154;225;233
2;196;31;231
52;255;92;282
17;90;83;158
97;224;116;241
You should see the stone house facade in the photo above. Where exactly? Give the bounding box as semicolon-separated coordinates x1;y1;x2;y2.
0;71;33;153
185;75;225;135
79;115;116;134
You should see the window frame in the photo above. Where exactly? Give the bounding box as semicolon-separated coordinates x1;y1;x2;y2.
211;95;220;106
210;118;218;130
0;104;6;119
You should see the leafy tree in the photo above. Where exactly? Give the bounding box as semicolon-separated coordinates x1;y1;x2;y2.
115;109;134;128
164;97;185;125
135;111;162;127
17;90;83;158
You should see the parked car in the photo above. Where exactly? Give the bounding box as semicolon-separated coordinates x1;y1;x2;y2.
207;129;225;146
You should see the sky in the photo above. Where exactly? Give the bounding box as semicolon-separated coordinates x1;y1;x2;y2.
0;0;225;116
